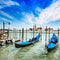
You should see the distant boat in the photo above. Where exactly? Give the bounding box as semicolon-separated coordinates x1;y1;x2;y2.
47;33;58;52
0;40;5;46
0;39;13;46
15;33;40;48
5;39;13;45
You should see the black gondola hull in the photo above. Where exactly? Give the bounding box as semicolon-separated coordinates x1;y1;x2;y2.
15;42;32;48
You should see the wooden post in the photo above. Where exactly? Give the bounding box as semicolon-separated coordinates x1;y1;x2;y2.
58;28;59;39
45;26;48;47
7;27;10;39
3;21;5;39
41;28;42;40
31;30;32;39
3;21;5;33
45;26;48;41
26;29;27;41
33;25;34;38
39;27;42;40
19;30;21;40
49;28;50;40
22;28;24;42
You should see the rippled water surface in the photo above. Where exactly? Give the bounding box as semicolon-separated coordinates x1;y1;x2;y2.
0;39;60;60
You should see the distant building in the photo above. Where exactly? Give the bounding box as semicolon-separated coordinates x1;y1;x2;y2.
36;27;42;30
29;27;42;31
44;28;53;31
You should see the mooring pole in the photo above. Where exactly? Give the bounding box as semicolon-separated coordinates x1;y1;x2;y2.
33;25;34;38
19;30;21;40
58;28;59;40
8;27;9;39
49;27;50;40
3;21;5;39
26;28;27;41
45;26;48;47
3;21;5;33
39;27;42;40
22;28;24;42
41;27;42;40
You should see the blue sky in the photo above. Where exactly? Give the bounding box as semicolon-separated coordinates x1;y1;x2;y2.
0;0;60;29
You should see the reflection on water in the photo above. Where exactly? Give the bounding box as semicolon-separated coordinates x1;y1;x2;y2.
0;39;60;60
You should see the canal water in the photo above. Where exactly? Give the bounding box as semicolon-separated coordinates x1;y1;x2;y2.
0;32;60;60
0;31;60;60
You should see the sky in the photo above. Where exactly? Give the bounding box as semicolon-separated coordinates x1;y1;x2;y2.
0;0;60;29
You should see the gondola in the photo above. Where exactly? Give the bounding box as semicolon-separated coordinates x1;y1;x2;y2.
15;33;40;48
47;33;58;52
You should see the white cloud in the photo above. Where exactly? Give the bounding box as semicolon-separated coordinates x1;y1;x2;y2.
0;11;16;20
21;0;60;28
0;18;12;23
0;0;60;29
34;0;60;25
22;12;34;26
0;0;20;9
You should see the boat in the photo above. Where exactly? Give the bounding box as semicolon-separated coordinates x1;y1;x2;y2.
0;40;5;46
47;33;58;52
15;33;40;48
5;39;13;45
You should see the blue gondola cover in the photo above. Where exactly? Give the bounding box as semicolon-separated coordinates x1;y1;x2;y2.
47;33;58;51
